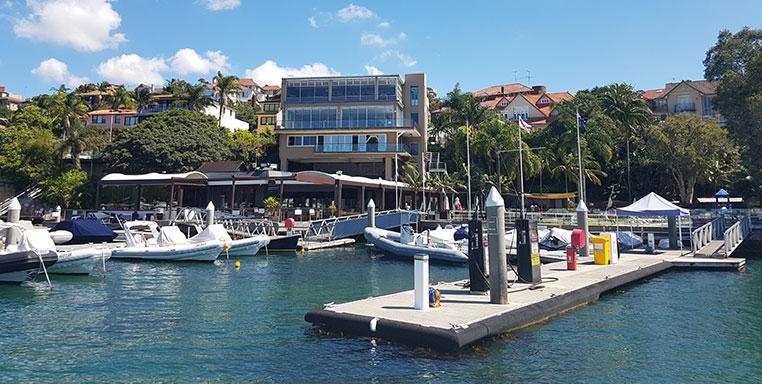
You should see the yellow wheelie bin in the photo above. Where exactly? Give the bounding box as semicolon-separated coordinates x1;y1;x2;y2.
592;236;610;265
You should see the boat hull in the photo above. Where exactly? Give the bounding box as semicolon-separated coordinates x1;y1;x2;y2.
0;250;58;283
267;235;300;251
49;248;111;275
111;242;223;262
364;228;468;263
226;237;270;256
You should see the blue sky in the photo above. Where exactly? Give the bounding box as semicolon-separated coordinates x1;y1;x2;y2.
1;0;761;98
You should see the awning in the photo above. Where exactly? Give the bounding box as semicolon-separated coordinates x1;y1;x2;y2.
100;171;207;186
616;192;689;217
524;192;577;200
295;170;410;189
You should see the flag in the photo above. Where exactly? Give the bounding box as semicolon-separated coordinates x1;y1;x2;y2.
518;117;532;132
576;112;587;128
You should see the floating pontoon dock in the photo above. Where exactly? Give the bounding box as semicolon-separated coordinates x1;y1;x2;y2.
305;250;745;352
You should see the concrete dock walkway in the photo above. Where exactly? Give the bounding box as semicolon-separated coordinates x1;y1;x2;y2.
305;250;745;352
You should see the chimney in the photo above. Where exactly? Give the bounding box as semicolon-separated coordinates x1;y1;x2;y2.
0;86;5;93
532;85;547;94
500;86;504;94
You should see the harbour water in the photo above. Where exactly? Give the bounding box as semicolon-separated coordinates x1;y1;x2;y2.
1;245;760;383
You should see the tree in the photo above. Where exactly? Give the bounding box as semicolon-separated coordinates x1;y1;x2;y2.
643;115;739;204
212;71;241;127
51;91;89;169
41;169;88;209
103;109;233;173
177;84;213;112
108;85;136;111
229;129;275;168
0;120;58;187
233;100;260;128
164;78;192;95
704;27;762;188
133;86;156;111
597;83;652;201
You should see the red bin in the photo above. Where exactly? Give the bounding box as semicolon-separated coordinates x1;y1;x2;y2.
284;217;296;229
571;228;586;248
566;246;577;270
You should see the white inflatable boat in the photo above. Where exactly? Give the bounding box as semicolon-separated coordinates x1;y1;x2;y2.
111;221;223;262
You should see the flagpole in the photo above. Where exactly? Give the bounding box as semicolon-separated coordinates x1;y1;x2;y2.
576;108;585;204
466;119;472;218
518;118;526;218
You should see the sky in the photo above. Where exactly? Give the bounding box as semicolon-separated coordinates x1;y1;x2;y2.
1;0;761;98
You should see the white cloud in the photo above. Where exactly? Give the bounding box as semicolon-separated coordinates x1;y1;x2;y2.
170;48;229;75
97;54;168;85
202;0;240;11
378;21;390;28
13;0;126;52
337;3;374;22
364;65;383;75
360;33;396;47
398;32;407;40
245;60;340;86
31;58;88;87
308;16;318;28
380;50;417;67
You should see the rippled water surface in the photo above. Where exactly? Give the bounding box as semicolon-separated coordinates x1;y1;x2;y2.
1;246;760;383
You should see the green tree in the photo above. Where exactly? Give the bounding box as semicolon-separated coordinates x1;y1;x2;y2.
643;115;739;204
51;91;90;169
103;109;233;173
229;129;275;168
177;84;213;112
41;169;88;209
133;86;156;111
233;100;260;128
164;78;193;94
0;122;58;187
704;27;762;187
108;85;136;111
212;71;242;127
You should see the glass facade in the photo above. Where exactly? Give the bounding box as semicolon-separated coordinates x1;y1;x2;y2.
283;76;402;104
410;85;419;106
284;105;403;129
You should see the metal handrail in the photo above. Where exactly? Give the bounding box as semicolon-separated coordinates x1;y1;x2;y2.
305;209;408;240
691;217;725;253
723;216;751;256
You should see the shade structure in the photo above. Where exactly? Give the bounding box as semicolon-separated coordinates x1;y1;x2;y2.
715;188;730;197
615;192;689;217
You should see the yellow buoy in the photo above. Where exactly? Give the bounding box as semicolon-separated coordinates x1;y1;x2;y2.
234;261;241;269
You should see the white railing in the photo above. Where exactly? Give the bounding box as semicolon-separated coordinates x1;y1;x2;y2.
723;216;752;256
305;209;410;240
691;217;725;253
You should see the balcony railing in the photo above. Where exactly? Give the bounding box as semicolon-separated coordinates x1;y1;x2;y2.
675;104;696;113
282;119;419;129
313;144;411;153
139;104;187;114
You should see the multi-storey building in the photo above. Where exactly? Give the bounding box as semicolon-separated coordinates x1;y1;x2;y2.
0;86;25;111
474;83;573;129
642;80;724;124
255;94;281;133
277;73;428;180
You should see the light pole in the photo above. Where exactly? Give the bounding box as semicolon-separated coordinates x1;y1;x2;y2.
466;119;472;217
395;130;403;210
576;109;585;203
497;146;545;219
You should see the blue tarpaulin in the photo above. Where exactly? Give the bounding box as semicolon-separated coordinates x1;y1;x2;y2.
51;219;117;244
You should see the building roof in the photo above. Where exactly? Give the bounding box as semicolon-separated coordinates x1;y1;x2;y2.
100;171;207;185
474;83;532;98
642;88;666;100
650;80;719;100
195;160;246;173
262;85;281;92
89;109;137;116
234;78;259;88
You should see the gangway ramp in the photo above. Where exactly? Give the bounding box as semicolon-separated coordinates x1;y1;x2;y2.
306;210;420;241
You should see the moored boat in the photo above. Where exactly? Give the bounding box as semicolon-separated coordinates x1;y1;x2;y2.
111;221;223;262
364;226;468;263
0;224;58;283
191;224;269;256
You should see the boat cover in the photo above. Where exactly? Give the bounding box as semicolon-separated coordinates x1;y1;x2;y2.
51;220;117;244
618;231;644;250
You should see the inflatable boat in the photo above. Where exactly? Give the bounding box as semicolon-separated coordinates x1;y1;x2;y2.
364;226;468;263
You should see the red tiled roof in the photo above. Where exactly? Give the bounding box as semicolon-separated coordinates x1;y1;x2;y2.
642;88;666;100
262;84;280;91
234;78;259;87
89;109;137;116
545;92;574;103
474;83;532;98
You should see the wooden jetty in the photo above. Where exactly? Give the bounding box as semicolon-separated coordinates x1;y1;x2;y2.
305;250;745;352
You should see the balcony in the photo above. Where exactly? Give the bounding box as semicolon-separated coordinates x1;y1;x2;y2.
139;104;187;114
282;119;419;130
314;144;412;154
674;104;696;113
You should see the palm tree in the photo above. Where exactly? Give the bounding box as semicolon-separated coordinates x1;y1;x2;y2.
177;84;213;112
133;86;156;112
109;86;136;111
212;71;242;127
51;91;89;169
599;84;651;201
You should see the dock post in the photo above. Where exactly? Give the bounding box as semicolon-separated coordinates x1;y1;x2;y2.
367;198;376;228
55;205;62;223
6;198;21;246
206;201;215;227
414;253;429;310
668;216;678;249
576;200;590;256
486;187;508;304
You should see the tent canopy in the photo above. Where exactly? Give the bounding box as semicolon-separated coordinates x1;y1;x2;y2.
615;192;689;217
714;188;730;197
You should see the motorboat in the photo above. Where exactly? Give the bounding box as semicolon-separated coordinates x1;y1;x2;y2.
49;246;111;275
190;224;270;256
111;221;223;262
0;223;58;283
364;225;468;263
50;219;118;245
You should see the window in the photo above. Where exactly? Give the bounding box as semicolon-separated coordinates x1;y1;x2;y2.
512;107;529;121
411;112;419;127
114;116;121;124
378;77;399;102
260;116;276;125
125;116;138;126
538;97;550;105
410;86;419;107
264;103;279;112
91;115;106;124
287;135;317;147
323;135;353;152
676;95;694;112
285;107;338;128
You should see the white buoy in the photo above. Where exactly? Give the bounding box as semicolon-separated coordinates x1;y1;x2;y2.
367;198;376;228
414;253;429;311
6;198;21;246
206;201;215;227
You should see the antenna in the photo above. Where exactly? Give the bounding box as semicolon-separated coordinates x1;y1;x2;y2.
526;70;532;85
513;70;518;82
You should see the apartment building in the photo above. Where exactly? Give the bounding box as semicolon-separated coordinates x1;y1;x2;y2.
255;94;281;133
0;86;25;111
474;83;573;129
642;80;724;124
277;73;428;180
